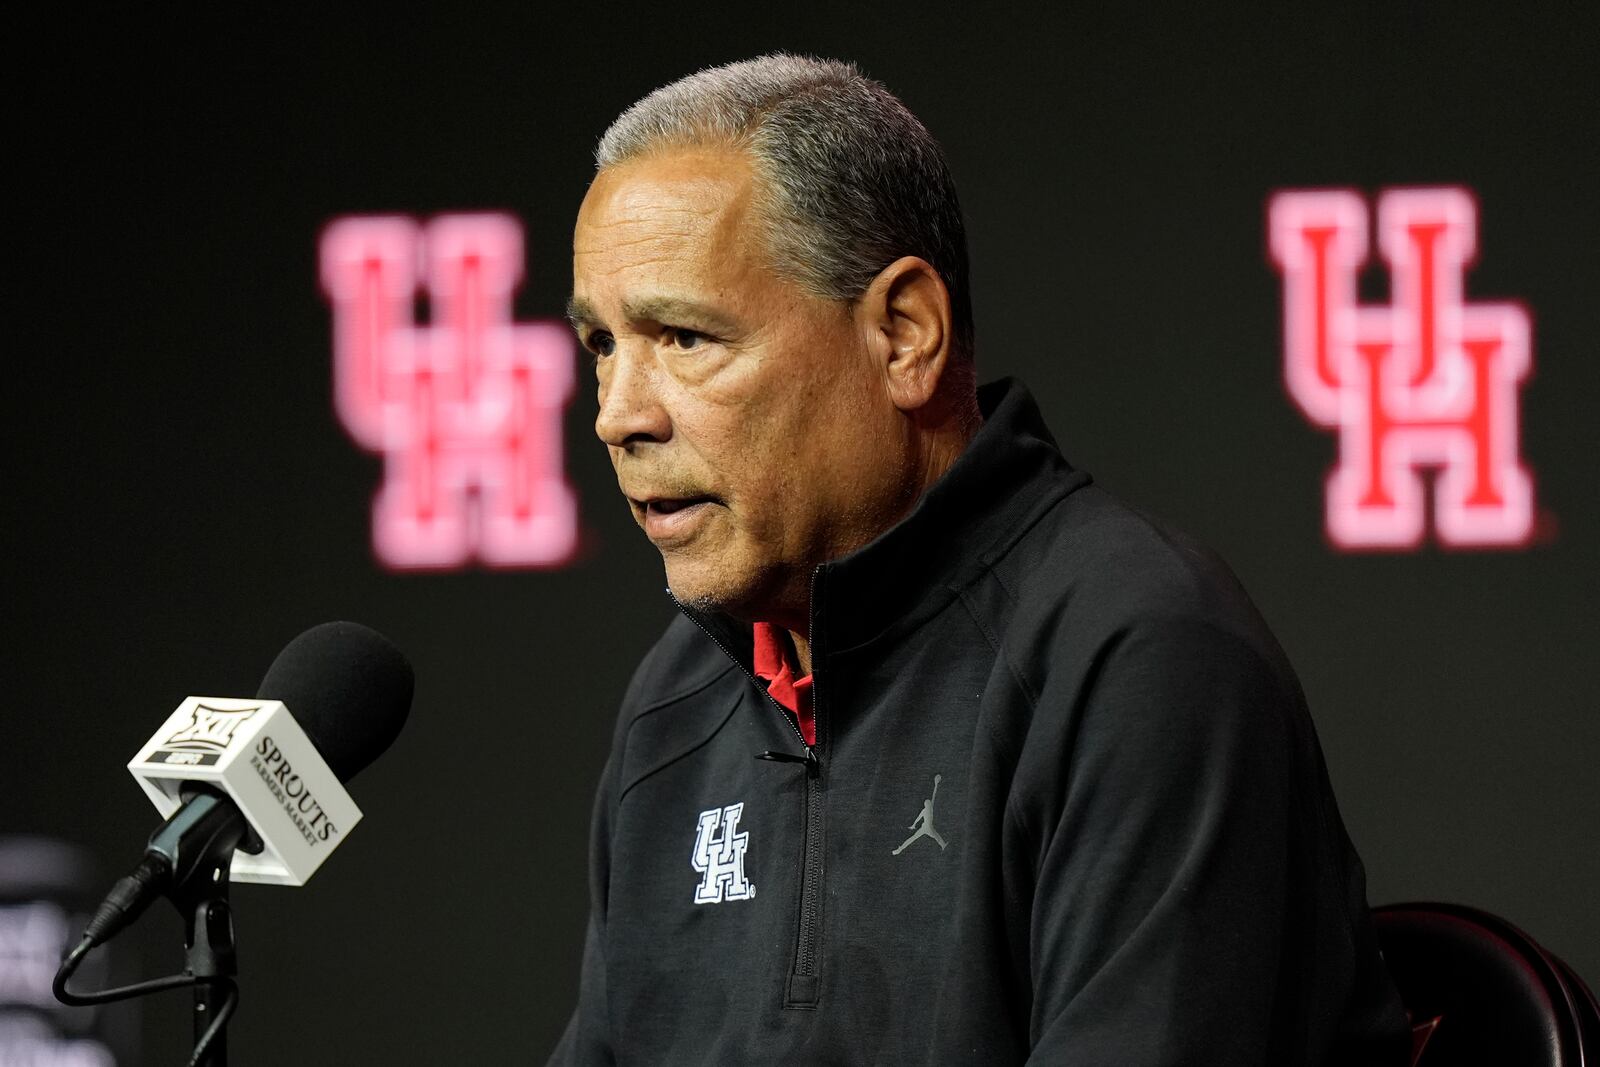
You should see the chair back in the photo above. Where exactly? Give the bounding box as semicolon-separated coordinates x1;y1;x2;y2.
1373;902;1594;1067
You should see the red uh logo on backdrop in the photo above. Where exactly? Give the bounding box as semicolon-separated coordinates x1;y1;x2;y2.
320;214;577;570
1269;188;1535;550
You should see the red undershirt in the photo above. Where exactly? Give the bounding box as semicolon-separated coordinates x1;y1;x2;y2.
752;622;816;747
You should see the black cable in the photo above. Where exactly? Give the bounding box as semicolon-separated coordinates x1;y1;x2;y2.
80;853;170;947
54;935;204;1006
188;978;238;1067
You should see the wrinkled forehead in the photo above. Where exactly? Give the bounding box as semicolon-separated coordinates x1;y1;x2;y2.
573;148;763;289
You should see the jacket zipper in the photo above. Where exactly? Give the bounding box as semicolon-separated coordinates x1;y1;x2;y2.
668;589;816;766
791;568;824;1000
668;575;826;1006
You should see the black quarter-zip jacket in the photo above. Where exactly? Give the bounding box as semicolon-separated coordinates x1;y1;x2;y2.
550;378;1409;1065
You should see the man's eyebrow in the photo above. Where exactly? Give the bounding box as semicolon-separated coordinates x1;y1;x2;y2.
564;295;742;335
623;296;742;334
565;296;599;332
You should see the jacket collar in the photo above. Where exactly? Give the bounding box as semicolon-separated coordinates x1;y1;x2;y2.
672;377;1089;670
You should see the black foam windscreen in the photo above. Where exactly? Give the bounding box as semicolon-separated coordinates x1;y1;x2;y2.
254;621;414;783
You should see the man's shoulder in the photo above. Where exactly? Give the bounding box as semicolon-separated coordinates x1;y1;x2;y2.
986;481;1293;695
590;613;746;797
994;482;1256;616
617;612;736;717
987;484;1314;810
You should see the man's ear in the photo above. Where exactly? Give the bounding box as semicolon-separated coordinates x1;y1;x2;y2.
857;256;953;412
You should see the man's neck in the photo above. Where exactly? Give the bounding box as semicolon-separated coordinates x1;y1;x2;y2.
782;414;980;680
790;630;812;676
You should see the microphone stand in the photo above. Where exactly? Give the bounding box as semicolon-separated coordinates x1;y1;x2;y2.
54;788;246;1066
173;853;239;1067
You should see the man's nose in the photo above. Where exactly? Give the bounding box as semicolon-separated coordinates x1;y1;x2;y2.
595;345;671;449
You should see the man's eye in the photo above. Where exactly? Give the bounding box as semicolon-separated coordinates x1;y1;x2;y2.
587;332;615;358
668;328;707;351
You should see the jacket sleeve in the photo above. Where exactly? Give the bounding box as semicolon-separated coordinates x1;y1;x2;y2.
1017;614;1369;1065
546;748;620;1066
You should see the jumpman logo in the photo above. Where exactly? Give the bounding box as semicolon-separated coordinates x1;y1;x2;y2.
891;774;948;855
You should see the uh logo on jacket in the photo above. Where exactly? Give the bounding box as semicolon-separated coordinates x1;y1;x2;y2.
690;802;756;904
689;772;949;904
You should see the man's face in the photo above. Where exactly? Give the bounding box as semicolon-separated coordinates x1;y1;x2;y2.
570;146;907;626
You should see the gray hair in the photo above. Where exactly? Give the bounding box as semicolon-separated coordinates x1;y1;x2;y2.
595;54;976;375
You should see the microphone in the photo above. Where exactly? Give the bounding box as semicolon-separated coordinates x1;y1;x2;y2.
254;619;414;783
77;621;413;951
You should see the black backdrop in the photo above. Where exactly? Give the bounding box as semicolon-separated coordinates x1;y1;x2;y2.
7;6;1597;1063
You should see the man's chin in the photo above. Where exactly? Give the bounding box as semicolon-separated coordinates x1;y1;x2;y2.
664;574;743;619
663;559;762;621
664;557;812;630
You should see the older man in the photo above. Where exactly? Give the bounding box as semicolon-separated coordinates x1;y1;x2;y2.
553;55;1408;1065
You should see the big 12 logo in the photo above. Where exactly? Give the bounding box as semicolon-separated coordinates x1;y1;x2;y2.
1269;188;1535;550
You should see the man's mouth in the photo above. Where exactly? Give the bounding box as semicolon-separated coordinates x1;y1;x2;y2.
644;495;718;515
632;494;722;543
